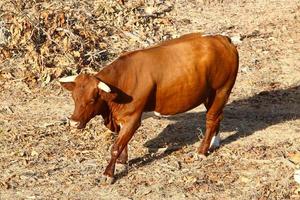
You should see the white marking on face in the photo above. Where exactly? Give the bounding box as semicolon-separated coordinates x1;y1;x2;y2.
98;81;111;93
209;132;221;149
59;75;78;83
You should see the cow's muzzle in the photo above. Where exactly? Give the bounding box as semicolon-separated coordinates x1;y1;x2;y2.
69;119;79;127
68;118;86;129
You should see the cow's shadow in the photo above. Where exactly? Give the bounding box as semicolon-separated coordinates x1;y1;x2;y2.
115;85;300;179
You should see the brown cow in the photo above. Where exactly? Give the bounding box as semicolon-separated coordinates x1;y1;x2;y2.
59;33;239;181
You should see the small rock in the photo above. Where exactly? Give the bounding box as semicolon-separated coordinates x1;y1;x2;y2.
240;66;250;73
19;151;27;157
294;170;300;184
31;150;39;157
175;161;182;170
239;175;251;183
0;106;14;114
144;6;155;15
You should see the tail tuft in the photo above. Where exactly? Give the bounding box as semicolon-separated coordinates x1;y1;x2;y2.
230;35;242;46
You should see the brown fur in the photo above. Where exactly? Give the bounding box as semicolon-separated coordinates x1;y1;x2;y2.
60;33;239;179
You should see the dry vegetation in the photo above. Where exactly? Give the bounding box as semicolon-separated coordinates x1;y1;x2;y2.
0;0;175;83
0;0;300;199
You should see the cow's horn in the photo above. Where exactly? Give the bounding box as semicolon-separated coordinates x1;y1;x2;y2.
59;75;78;83
98;81;111;93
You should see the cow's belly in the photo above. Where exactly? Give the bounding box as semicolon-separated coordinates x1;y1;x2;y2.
154;83;208;115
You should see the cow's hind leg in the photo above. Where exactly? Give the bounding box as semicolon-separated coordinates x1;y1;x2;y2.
198;89;230;155
204;92;221;150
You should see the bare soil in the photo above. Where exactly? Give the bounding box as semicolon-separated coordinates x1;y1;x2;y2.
1;0;300;199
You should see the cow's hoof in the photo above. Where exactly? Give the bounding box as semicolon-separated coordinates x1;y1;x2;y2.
196;153;207;161
197;147;210;157
116;158;128;165
187;152;207;162
98;174;115;185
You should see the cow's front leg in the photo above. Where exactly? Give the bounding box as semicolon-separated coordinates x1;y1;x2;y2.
104;116;141;178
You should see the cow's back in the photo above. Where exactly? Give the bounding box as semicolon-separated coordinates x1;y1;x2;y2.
97;34;238;115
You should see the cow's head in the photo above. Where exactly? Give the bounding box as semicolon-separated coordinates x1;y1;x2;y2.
59;74;116;129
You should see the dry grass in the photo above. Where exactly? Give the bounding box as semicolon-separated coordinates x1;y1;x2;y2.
0;0;300;199
0;0;175;84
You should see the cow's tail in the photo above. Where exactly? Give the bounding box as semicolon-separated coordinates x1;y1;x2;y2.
229;36;242;46
219;33;241;46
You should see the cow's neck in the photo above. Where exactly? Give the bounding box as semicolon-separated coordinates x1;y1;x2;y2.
101;101;119;133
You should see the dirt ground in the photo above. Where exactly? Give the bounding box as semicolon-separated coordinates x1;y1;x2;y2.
1;0;300;199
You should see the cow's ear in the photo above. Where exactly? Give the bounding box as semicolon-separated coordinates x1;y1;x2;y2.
60;82;75;91
59;75;78;91
99;90;117;102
